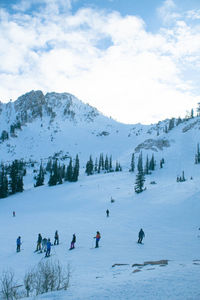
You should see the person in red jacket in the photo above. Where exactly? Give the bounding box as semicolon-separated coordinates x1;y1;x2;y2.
94;231;101;248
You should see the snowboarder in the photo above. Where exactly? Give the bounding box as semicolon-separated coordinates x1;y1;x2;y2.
45;239;51;257
13;211;16;217
42;237;47;252
70;234;76;250
54;230;59;245
36;233;42;251
16;236;21;252
94;231;101;248
138;228;145;244
106;209;109;217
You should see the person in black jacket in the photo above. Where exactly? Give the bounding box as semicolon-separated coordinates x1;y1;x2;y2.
36;233;42;251
70;234;76;249
54;230;59;245
138;229;145;244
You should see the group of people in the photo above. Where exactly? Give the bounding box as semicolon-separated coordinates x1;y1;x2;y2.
16;231;77;257
15;209;145;255
16;228;145;255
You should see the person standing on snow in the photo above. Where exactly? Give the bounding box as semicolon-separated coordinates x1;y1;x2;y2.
45;239;51;257
36;233;42;251
54;230;59;245
16;236;21;252
70;234;76;249
94;231;101;248
42;237;47;252
106;209;109;217
138;228;145;244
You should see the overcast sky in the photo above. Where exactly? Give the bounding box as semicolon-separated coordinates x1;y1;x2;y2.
1;0;200;124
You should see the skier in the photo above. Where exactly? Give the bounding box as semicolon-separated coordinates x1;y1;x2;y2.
70;234;76;250
138;228;145;244
13;211;16;217
16;236;21;252
42;237;47;252
54;230;59;245
94;231;101;248
45;239;51;257
106;209;109;217
36;233;42;252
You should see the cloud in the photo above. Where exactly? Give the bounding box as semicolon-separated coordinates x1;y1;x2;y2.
0;1;200;124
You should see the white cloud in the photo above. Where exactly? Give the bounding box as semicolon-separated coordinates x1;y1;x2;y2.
0;1;200;124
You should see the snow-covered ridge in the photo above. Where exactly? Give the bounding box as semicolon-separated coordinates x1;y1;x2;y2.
0;90;199;164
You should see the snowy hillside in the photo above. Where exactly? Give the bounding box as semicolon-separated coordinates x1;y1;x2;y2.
0;159;200;299
0;90;200;299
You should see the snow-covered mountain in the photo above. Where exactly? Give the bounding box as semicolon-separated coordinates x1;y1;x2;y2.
0;90;199;169
1;90;200;299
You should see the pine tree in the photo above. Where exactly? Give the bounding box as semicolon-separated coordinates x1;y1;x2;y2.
130;153;135;172
168;118;175;131
65;158;73;181
101;153;105;170
115;161;119;172
85;155;93;176
72;154;79;182
9;160;18;194
109;155;113;172
105;155;109;172
135;152;145;193
35;163;45;187
149;154;155;171
94;158;98;173
0;164;8;198
195;143;200;164
48;159;58;186
144;155;149;175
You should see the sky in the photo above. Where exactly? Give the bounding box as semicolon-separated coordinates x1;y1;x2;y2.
0;0;200;124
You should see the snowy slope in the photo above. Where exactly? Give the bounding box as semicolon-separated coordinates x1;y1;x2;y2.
0;91;200;299
1;117;200;299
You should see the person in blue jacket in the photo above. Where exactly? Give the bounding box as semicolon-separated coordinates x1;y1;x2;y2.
16;236;21;252
45;238;51;257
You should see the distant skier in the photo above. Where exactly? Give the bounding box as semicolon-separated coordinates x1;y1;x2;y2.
94;231;101;248
13;211;16;217
45;239;51;257
70;234;76;250
138;228;145;244
36;233;42;252
54;230;59;245
106;209;109;217
42;237;47;252
16;236;21;252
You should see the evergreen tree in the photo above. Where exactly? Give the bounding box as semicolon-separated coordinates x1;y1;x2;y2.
85;155;93;176
98;154;101;173
134;152;145;193
195;143;200;164
105;155;109;171
130;153;135;172
109;155;113;172
168;118;175;131
94;158;98;173
57;164;63;185
9;160;18;194
48;159;58;186
101;153;105;170
46;158;52;172
35;163;45;187
149;154;155;171
65;158;73;181
115;161;119;172
72;154;79;182
0;165;8;198
144;155;149;175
